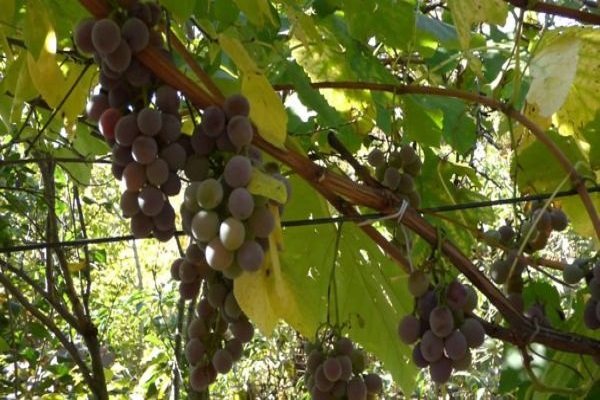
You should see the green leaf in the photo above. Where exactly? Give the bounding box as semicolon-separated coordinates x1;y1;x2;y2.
53;148;92;185
341;0;415;49
219;34;287;148
447;0;508;49
0;336;10;353
402;96;443;147
233;0;276;27
415;14;460;53
161;0;197;21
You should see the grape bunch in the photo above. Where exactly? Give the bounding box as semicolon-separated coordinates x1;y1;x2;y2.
562;259;600;331
304;334;383;400
74;1;186;241
397;270;485;384
172;247;255;391
367;145;422;208
179;95;288;276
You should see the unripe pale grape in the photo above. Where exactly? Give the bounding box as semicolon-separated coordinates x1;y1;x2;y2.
205;237;233;271
191;210;219;242
196;178;223;210
219;217;246;251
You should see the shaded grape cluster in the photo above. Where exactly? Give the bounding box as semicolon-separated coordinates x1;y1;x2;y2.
171;245;254;391
484;204;569;320
304;335;383;400
562;259;600;331
397;270;485;384
74;1;186;241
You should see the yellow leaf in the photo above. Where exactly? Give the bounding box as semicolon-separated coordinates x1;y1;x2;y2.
10;54;38;123
526;35;580;118
247;168;288;204
68;261;86;273
448;0;508;49
27;37;65;109
218;34;287;148
62;64;97;133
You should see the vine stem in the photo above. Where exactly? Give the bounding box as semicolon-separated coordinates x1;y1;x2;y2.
78;0;600;357
503;0;600;25
273;81;600;241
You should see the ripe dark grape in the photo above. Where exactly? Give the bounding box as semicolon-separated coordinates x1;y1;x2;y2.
334;337;354;356
460;318;485;348
170;258;183;281
398;315;420;345
191;125;215;155
429;356;453;384
223;155;253;188
223;292;242;320
202;106;226;137
247;206;275;238
584;299;600;329
419;330;444;362
87;93;109;121
236;240;264;272
184;154;210;181
115;113;140;146
367;148;385;167
185;337;206;365
399;145;418;166
160;142;187;170
227;115;253;148
412;344;429;368
158;113;182;143
125;58;151;87
104;40;132;73
121;17;149;52
137;107;162;136
161;172;181;196
382;167;401;190
112;143;133;166
444;330;467;360
146;158;169;186
156;85;180;114
452;348;472;371
550;209;568;231
490;259;510;284
346;376;367;400
91;18;121;54
429;306;454;338
131;213;153;238
189;364;214;392
74;18;96;54
446;281;468;311
363;373;382;394
417;290;438;320
120;190;140;217
322;357;342;381
225;338;243;362
122;162;146;192
314;365;334;392
224;94;250;118
131;135;158;164
153;202;175;231
138;185;164;217
228;188;254;220
498;225;515;244
206;282;228;308
99;108;121;141
397;173;414;194
230;319;254;343
563;262;584;284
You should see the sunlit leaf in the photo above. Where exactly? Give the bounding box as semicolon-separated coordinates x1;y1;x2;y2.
234;0;276;27
247;168;288;204
448;0;508;49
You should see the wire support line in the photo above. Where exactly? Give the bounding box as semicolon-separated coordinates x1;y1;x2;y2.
2;184;600;253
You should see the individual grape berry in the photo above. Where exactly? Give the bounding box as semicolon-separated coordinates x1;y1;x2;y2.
86;93;110;121
228;188;254;220
178;260;199;284
429;306;454;338
137;185;164;217
112;143;133;166
156;85;180;114
419;330;444;362
206;281;228;308
584;299;600;330
412;344;429;368
121;17;150;52
104;40;132;73
205;237;234;271
115;113;140;147
460;318;485;348
162;172;181;196
223;292;242;320
429;356;453;384
120;190;140;217
219;217;246;251
137;108;162;136
170;258;183;281
398;315;420;345
227;115;253;149
314;365;334;392
408;270;429;298
225;338;244;362
146;158;169;186
346;376;367;400
74;18;96;54
230;319;254;343
363;373;382;394
236;240;264;272
247;206;275;238
322;357;342;382
399;145;418;166
122;162;146;192
463;285;478;312
91;18;121;55
382;167;401;190
184;154;210;181
185;338;206;365
160;142;187;171
550;208;568;231
417;290;438;320
153;202;175;232
99;108;121;141
158;113;182;143
307;349;325;374
444;330;467;360
131;213;153;238
196;178;224;210
490;259;510;285
498;224;515;245
445;281;468;311
224;94;250;118
223;155;253;188
131;135;158;164
191;210;219;243
397;173;414;194
202;106;226;137
367;148;385;167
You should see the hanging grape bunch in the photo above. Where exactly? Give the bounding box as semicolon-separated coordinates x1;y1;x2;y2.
179;94;289;277
74;0;185;241
367;145;422;251
397;269;486;384
303;332;384;400
561;259;600;332
171;243;255;391
484;203;569;320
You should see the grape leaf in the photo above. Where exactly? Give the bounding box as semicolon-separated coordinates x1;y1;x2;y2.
26;37;65;109
247;168;288;204
23;0;53;60
233;0;276;28
447;0;508;49
219;34;287;148
161;0;197;21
